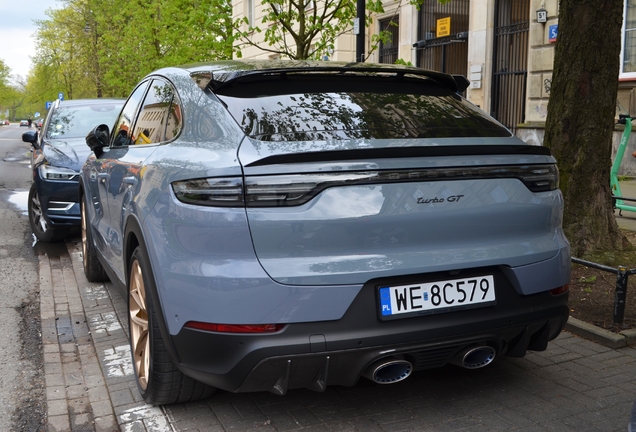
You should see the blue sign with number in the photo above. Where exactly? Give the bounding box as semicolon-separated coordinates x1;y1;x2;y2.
58;92;64;101
549;24;558;43
45;102;52;110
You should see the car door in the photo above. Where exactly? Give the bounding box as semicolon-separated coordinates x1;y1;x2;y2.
89;81;150;273
103;78;179;283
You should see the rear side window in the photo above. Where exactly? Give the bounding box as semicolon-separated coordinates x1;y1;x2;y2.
132;79;182;144
113;82;150;147
214;75;511;141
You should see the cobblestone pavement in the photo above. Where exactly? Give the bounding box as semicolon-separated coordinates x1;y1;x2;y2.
41;235;636;431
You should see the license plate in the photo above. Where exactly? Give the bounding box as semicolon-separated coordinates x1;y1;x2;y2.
378;275;496;319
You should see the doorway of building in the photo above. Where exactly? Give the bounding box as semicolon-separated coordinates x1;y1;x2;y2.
414;0;469;76
491;0;530;133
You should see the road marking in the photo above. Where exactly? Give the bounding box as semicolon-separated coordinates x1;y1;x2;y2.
120;406;173;432
90;311;122;334
103;344;133;378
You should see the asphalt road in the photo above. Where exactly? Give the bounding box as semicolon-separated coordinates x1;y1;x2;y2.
0;123;46;430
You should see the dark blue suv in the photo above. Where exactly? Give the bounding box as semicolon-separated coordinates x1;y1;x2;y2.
22;98;124;242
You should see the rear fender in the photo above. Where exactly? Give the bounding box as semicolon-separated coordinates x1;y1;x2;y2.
124;217;181;364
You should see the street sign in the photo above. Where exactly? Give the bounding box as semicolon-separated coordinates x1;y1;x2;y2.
45;102;52;110
34;112;40;118
437;17;451;38
549;25;558;43
58;92;64;101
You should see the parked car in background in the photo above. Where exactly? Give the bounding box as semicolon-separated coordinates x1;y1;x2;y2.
20;120;28;127
22;98;124;242
0;120;8;125
80;60;570;406
34;118;43;129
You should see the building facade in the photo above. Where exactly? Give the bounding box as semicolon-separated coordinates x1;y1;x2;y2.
233;0;636;172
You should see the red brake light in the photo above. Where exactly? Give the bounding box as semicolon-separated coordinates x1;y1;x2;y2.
184;322;285;333
550;284;569;295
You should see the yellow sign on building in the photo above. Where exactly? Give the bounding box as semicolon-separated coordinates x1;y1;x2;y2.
437;17;451;37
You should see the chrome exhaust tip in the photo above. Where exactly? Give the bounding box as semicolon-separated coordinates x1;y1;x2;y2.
362;358;413;384
454;345;496;369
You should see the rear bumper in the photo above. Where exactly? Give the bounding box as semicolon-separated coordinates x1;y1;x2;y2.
170;268;568;394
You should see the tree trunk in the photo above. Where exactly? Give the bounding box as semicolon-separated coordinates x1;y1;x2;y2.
543;0;627;257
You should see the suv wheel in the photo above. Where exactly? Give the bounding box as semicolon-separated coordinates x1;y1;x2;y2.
128;246;215;405
28;183;68;242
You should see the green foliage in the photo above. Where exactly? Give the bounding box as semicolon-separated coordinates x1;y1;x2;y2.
579;276;597;284
28;0;234;102
234;0;399;60
394;58;413;66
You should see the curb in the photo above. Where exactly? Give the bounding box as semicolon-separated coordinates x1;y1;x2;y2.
565;316;636;349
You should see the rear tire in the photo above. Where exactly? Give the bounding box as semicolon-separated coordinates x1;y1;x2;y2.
81;199;109;282
28;183;68;242
128;246;215;405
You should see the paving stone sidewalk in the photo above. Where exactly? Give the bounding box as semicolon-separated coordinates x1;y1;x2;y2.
40;235;636;431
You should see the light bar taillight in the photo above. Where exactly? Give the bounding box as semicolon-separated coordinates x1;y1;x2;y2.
184;322;285;333
172;178;244;207
172;164;559;208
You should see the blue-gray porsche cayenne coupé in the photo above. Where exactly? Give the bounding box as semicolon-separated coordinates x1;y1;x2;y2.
79;60;571;405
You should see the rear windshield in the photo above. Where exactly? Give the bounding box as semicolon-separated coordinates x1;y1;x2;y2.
46;103;122;140
214;75;511;141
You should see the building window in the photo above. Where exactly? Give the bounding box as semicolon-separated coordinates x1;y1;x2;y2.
622;0;636;78
379;16;399;64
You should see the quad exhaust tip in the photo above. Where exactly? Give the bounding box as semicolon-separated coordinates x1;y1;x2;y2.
362;358;413;384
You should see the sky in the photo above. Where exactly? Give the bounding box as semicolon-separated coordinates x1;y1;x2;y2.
0;0;60;80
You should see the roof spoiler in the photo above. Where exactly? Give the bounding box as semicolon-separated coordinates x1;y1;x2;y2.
192;65;469;94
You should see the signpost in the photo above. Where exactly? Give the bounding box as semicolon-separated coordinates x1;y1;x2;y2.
58;92;64;101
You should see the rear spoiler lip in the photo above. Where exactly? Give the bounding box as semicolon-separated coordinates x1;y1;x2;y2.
244;145;552;167
199;65;464;93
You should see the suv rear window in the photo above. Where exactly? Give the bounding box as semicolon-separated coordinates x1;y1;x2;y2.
214;75;511;141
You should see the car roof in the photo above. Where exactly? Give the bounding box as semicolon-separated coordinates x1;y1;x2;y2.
161;60;468;94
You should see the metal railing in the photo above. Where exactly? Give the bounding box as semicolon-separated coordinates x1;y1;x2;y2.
572;257;636;324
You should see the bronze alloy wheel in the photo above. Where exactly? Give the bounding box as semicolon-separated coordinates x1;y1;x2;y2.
129;260;150;390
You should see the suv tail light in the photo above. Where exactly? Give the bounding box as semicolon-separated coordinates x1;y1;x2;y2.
550;284;569;295
172;164;559;208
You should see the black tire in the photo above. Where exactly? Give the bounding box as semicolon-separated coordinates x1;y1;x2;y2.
81;199;109;282
128;246;215;405
28;183;68;242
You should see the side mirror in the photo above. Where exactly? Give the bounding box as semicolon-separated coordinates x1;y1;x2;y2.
22;130;39;148
86;124;110;157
